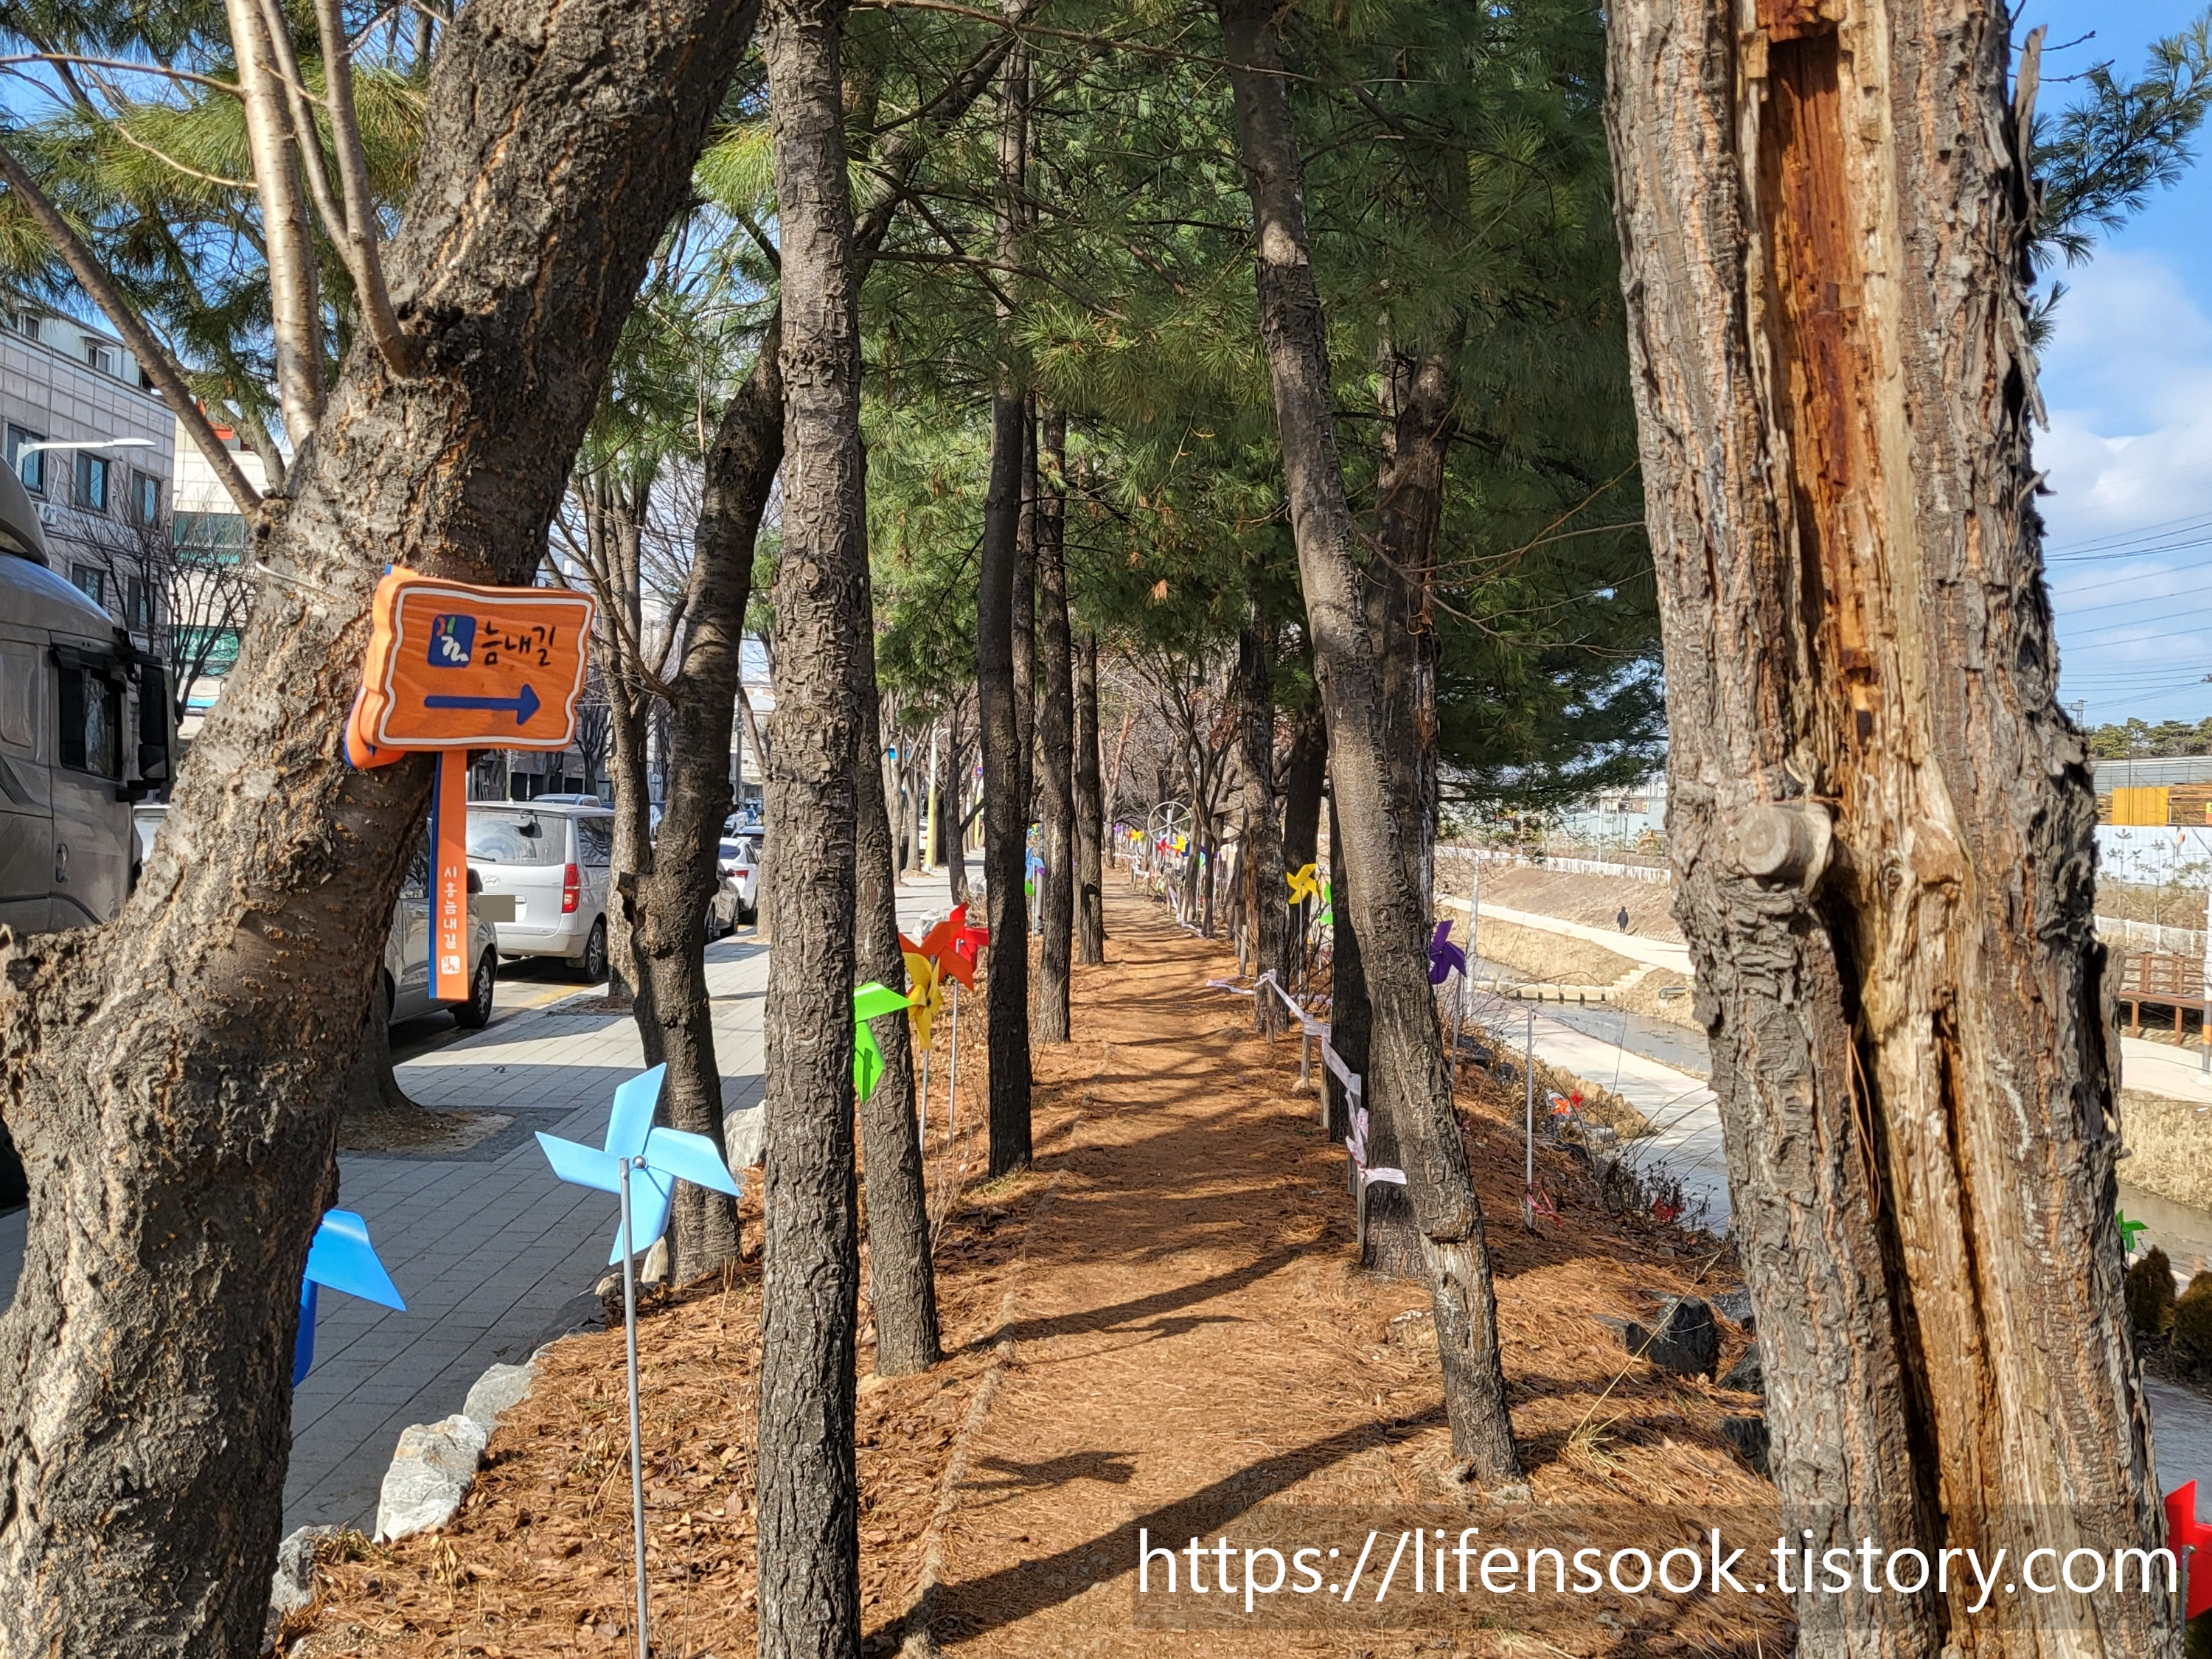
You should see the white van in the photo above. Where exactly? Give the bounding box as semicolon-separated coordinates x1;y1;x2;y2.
465;800;613;979
0;463;173;933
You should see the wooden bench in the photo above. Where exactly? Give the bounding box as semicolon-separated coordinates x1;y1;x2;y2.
2116;949;2208;1040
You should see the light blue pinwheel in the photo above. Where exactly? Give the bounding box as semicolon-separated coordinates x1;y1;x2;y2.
294;1208;406;1385
535;1063;742;1266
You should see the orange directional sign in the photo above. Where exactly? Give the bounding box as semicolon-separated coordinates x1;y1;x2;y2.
347;569;595;769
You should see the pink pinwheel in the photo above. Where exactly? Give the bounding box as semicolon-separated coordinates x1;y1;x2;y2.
1428;920;1466;985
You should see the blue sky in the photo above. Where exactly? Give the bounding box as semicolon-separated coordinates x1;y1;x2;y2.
2021;0;2212;725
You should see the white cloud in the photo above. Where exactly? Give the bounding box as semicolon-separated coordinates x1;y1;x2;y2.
2032;251;2212;721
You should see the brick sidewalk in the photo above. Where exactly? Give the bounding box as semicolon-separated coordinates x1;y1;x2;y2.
0;874;961;1534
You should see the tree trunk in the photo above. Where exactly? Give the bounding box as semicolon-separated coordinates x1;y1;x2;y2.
342;994;420;1119
606;674;655;1020
1012;411;1038;818
1032;409;1075;1043
1074;630;1105;963
1216;0;1519;1486
756;0;868;1649
1323;787;1363;1144
1234;609;1283;1031
976;35;1032;1178
223;0;325;443
1279;699;1324;984
942;708;971;905
855;633;942;1376
1606;6;2167;1649
631;319;784;1283
1373;344;1454;910
0;0;759;1646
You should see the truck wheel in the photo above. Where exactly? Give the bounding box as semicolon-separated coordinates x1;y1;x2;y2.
575;918;609;983
453;950;496;1029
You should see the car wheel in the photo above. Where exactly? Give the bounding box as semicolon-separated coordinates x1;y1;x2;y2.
380;970;397;1021
453;950;496;1029
575;917;609;983
738;900;757;927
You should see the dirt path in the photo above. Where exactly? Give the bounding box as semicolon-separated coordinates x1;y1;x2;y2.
287;884;1780;1659
919;891;1778;1658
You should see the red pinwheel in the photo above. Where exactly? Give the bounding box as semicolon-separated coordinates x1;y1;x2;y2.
1428;919;1466;985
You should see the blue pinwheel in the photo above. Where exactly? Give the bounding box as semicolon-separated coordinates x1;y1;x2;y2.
535;1063;742;1266
1428;919;1466;986
294;1208;406;1385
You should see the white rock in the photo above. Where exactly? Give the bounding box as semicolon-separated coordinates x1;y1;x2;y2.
725;1104;767;1168
263;1523;332;1649
462;1361;538;1437
374;1414;489;1543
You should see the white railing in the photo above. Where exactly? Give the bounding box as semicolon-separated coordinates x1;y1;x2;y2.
1444;847;1674;886
2096;916;2208;959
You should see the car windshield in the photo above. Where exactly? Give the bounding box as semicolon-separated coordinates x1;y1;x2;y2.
467;810;561;865
719;838;745;862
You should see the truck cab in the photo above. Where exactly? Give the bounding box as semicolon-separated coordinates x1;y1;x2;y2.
0;463;175;1208
0;462;174;930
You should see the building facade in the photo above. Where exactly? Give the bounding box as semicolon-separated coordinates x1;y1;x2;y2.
1;293;177;621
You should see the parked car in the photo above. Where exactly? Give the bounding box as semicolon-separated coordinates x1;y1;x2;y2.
133;803;501;1029
465;800;613;979
713;831;761;931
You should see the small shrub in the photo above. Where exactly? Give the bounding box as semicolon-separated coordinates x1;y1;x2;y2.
2127;1247;2177;1337
2172;1271;2212;1369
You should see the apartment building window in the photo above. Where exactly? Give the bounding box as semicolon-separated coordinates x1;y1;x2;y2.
125;577;152;631
132;470;159;525
74;452;108;514
83;339;116;376
69;563;105;606
3;426;42;495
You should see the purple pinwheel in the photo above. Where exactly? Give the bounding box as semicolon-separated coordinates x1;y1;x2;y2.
1428;920;1466;985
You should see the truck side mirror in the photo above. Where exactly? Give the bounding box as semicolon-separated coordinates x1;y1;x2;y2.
137;661;171;781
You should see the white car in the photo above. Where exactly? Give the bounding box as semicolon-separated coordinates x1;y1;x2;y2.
713;830;761;931
132;803;501;1029
465;801;613;979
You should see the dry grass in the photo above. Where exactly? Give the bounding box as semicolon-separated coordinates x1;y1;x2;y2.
1461;864;1685;944
281;884;1784;1659
1470;917;1643;989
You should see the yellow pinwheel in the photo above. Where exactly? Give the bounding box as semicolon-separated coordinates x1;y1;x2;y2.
1286;863;1322;907
902;947;945;1050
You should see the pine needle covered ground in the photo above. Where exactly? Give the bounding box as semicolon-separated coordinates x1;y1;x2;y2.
285;887;1783;1658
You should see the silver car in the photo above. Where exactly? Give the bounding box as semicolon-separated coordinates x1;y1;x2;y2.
465;801;613;980
133;803;501;1029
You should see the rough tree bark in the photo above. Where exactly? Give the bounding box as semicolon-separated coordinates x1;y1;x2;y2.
1234;605;1284;1032
855;628;942;1375
0;0;759;1647
1607;4;2166;1650
630;319;783;1281
1323;785;1363;1145
942;702;972;905
1217;0;1520;1484
1033;409;1075;1042
1074;630;1105;963
1012;410;1038;817
977;32;1033;1176
1373;342;1455;908
757;0;871;1646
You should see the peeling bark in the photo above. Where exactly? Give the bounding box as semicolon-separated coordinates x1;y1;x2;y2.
1607;2;2167;1650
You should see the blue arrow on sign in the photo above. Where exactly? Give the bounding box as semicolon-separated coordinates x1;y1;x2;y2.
424;682;542;726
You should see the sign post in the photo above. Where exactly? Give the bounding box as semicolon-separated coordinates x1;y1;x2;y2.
349;570;595;1002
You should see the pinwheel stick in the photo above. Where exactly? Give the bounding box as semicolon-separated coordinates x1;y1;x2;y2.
617;1157;650;1659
